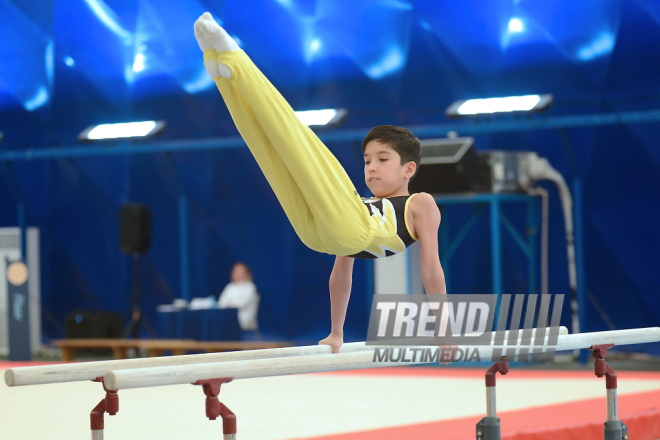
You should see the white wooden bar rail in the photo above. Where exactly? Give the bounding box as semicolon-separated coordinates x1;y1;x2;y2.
104;328;660;391
5;327;566;387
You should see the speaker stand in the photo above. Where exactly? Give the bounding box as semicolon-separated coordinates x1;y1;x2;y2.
123;253;155;339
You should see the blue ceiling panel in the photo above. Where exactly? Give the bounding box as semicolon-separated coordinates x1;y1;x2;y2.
131;0;215;96
0;0;53;112
53;0;134;105
7;0;54;33
414;0;513;76
1;0;659;122
221;0;314;88
603;1;660;105
635;0;660;26
0;76;22;110
514;0;623;89
314;0;414;100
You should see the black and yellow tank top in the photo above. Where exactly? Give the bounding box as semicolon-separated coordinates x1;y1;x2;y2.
350;194;419;259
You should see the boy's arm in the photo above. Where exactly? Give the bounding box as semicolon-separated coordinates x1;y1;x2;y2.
318;255;355;353
411;193;446;296
411;193;453;364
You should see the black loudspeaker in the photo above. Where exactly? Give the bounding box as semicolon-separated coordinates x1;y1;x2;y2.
65;310;124;339
119;203;152;255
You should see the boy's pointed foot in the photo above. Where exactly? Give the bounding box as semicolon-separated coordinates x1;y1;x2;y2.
196;14;240;53
194;12;237;78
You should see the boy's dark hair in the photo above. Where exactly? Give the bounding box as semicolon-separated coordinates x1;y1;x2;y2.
362;125;422;180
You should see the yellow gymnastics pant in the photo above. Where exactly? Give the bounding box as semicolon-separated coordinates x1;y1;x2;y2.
205;49;377;256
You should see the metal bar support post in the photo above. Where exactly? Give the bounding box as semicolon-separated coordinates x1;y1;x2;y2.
476;357;509;440
90;377;119;440
194;378;237;439
591;345;629;440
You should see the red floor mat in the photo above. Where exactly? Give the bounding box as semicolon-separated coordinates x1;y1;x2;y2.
303;368;660;440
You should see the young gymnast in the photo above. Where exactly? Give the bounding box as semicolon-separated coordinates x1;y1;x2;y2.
194;13;447;353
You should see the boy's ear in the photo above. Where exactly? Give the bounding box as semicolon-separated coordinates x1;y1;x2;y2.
404;161;417;179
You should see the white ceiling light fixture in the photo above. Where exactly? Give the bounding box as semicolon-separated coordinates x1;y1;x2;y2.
295;109;348;127
445;94;553;118
78;121;166;141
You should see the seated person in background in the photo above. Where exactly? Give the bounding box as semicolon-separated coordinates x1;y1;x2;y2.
218;262;260;331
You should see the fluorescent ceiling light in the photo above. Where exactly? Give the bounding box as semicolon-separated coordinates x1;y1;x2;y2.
79;121;166;141
295;109;347;127
459;95;540;114
446;94;553;118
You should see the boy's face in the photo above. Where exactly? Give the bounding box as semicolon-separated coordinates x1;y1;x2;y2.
363;140;416;198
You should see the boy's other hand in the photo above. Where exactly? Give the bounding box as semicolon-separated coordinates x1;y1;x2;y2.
318;333;343;354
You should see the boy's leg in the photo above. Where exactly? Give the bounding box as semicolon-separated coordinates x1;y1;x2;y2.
196;15;324;251
211;67;324;252
196;15;375;256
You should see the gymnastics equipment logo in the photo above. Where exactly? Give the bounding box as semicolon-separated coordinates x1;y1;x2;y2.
366;294;564;363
